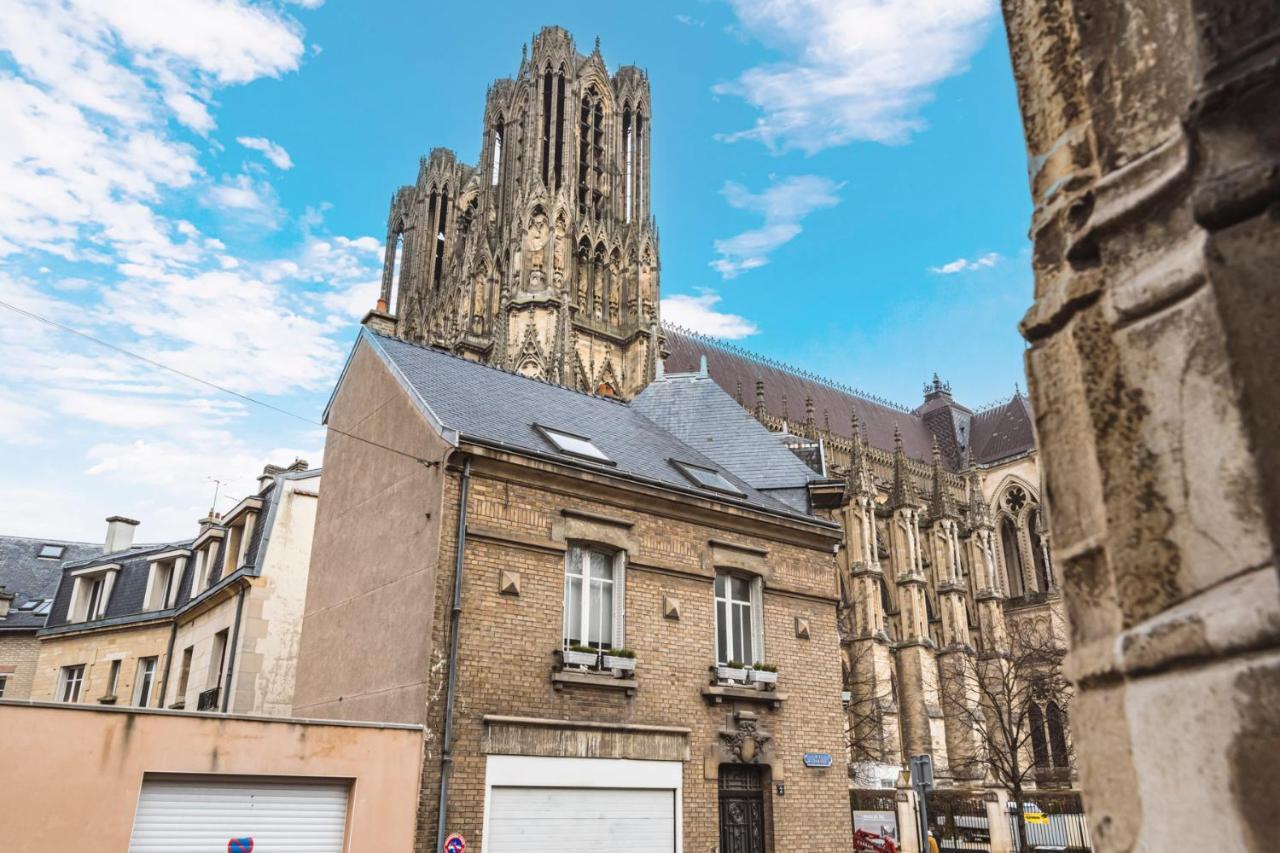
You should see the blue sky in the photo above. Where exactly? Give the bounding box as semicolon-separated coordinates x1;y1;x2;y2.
0;0;1030;539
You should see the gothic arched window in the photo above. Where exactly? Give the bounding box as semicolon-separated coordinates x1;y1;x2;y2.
1028;701;1050;768
1000;515;1026;599
388;229;404;314
1029;508;1051;592
491;120;503;186
432;188;449;290
1047;701;1069;767
623;105;634;223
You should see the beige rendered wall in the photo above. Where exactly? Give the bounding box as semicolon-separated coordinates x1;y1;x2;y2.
165;592;238;710
292;341;453;724
32;622;172;706
0;701;422;853
240;475;320;716
0;634;41;700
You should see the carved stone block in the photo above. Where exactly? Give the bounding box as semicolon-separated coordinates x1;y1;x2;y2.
662;594;680;620
795;616;811;640
498;569;521;596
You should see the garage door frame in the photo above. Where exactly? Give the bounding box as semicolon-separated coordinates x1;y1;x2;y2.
481;755;683;852
128;772;354;852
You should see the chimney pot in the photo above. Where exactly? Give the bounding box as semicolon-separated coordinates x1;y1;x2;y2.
103;516;140;554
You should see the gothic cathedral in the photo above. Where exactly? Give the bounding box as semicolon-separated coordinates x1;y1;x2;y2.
375;27;661;399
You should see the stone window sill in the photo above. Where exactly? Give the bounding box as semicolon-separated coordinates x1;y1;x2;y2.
552;669;637;696
701;683;786;709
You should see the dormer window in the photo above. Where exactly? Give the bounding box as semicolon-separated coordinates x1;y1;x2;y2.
143;551;190;611
38;544;65;559
670;460;745;497
221;510;257;578
535;424;613;464
190;528;226;593
67;565;121;622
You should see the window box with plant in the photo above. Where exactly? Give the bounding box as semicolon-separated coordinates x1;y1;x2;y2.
603;648;636;674
715;661;750;684
561;644;601;669
748;662;778;687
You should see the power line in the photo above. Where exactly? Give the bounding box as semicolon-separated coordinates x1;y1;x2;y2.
0;297;439;470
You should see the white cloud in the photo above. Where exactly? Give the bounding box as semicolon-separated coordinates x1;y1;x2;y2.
237;135;294;169
675;14;705;27
662;292;759;339
0;1;372;539
929;251;1002;274
711;174;842;278
715;0;996;153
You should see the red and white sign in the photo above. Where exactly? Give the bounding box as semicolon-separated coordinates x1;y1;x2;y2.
444;832;466;853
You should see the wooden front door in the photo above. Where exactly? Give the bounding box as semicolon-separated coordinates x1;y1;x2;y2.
718;765;766;853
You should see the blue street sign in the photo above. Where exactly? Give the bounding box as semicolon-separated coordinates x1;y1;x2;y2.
228;839;254;853
803;752;833;768
444;832;466;853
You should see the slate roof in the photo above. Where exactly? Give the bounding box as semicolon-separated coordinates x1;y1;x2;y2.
664;326;940;464
632;370;822;513
969;395;1036;465
663;326;1037;468
364;331;835;526
40;469;320;634
0;536;102;631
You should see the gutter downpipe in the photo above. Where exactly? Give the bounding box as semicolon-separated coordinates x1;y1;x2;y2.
436;455;471;853
220;582;247;713
157;618;178;707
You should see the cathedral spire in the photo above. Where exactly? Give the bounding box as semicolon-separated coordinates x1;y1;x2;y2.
928;435;955;519
846;411;875;498
888;425;916;508
965;449;993;529
755;378;766;420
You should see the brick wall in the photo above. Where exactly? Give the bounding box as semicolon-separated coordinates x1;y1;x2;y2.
413;458;852;852
0;634;42;700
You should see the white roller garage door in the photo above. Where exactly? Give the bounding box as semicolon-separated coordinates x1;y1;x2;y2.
487;786;676;853
128;777;349;852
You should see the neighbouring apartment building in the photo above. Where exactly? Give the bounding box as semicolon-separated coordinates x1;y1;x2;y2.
293;328;853;852
0;535;101;700
31;463;319;715
365;27;1076;829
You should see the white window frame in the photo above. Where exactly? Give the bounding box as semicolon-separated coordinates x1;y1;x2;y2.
0;674;7;698
67;565;120;622
222;511;256;578
563;544;626;651
133;656;158;707
58;664;85;703
142;552;187;611
714;572;764;666
105;658;122;699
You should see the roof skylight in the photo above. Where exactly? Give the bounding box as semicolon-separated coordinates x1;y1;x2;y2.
671;460;745;497
37;544;65;559
535;425;614;464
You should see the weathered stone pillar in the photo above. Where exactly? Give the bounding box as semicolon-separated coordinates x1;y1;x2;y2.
1001;1;1280;850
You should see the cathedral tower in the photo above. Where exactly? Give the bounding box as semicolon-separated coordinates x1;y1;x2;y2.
374;27;662;399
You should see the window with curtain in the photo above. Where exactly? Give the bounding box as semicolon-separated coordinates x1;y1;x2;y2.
564;546;620;650
715;573;761;664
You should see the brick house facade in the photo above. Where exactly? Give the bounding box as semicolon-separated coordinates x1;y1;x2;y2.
293;329;853;851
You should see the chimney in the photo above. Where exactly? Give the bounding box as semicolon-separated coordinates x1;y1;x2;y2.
103;516;140;554
258;463;285;492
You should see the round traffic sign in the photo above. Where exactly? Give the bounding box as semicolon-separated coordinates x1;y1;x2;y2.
444;832;466;853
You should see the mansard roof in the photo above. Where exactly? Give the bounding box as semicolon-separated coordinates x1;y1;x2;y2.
662;326;1038;469
631;368;823;514
363;331;834;527
0;535;102;631
39;468;319;635
969;394;1036;465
